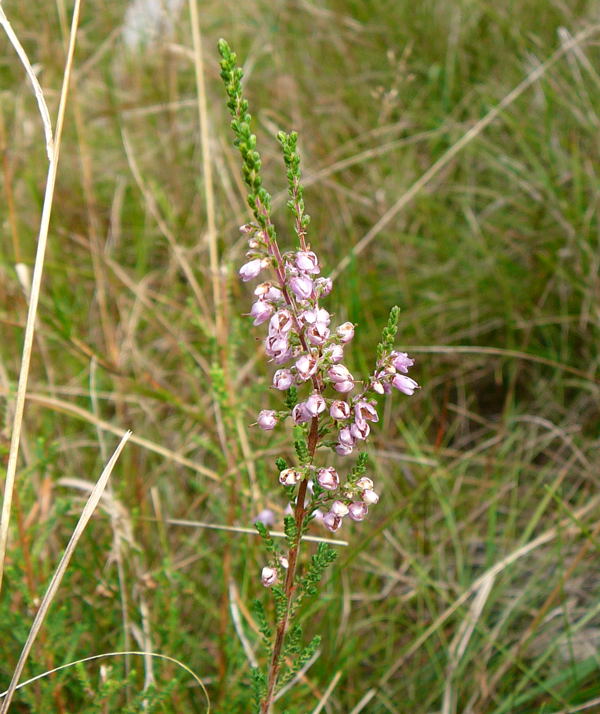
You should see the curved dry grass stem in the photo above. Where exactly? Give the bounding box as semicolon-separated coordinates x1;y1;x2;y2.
0;0;82;595
0;649;210;712
0;6;53;160
0;431;131;714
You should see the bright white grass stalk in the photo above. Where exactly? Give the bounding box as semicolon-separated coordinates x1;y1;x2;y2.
0;0;83;594
0;431;131;714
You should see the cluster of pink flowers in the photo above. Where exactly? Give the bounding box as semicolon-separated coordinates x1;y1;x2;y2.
239;223;419;543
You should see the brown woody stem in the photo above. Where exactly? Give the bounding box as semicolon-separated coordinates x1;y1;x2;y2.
260;416;319;714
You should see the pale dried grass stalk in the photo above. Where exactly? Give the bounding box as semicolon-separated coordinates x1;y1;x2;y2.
0;0;82;594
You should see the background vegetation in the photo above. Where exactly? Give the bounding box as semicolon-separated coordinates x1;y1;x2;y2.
1;1;599;712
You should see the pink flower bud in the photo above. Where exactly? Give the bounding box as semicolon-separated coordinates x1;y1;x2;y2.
331;500;349;517
392;374;419;395
305;393;326;417
348;502;368;521
350;421;370;441
362;489;379;505
255;282;283;302
330;400;350;420
337;321;355;343
257;410;277;430
279;468;302;486
240;258;266;282
323;512;343;532
317;467;339;490
240;223;257;234
289;275;313;300
261;566;278;587
280;556;289;569
328;364;353;383
292;402;312;424
333;380;354;393
250;300;274;325
391;351;415;373
335;442;353;456
338;426;355;447
324;343;344;364
273;369;294;390
295;353;318;381
314;276;333;297
356;476;374;491
295;250;320;274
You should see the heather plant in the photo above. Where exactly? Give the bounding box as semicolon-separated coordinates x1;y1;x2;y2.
218;39;420;713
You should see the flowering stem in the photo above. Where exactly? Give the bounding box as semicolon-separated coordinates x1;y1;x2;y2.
261;416;319;714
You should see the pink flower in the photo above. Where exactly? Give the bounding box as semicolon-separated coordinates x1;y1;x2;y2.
338;426;355;447
348;502;368;521
306;323;330;345
279;468;302;486
254;282;283;302
330;400;350;420
292;402;312;424
350;421;370;441
356;476;374;491
257;410;277;430
300;307;330;326
362;489;379;505
314;277;333;297
391;351;414;373
371;379;385;395
265;335;292;364
250;300;274;325
392;374;419;395
335;442;353;456
333;380;354;393
273;369;294;390
295;353;318;381
295;251;320;274
305;393;326;417
330;500;349;517
240;258;266;282
317;467;339;490
269;309;294;335
354;400;379;425
289;275;313;300
323;512;343;532
324;343;344;363
255;509;275;527
328;364;353;383
261;566;278;587
337;322;355;343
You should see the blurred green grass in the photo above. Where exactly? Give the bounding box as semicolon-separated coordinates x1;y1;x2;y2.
1;0;599;711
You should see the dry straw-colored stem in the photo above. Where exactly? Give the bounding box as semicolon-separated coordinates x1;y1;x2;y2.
0;0;82;595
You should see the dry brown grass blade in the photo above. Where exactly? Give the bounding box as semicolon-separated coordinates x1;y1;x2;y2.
0;431;131;714
20;391;220;481
0;0;82;595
